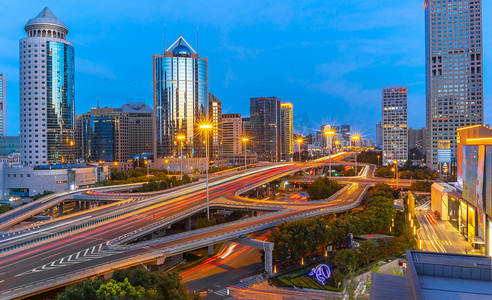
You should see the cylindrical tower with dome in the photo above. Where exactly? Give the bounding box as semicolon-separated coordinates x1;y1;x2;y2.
19;7;75;166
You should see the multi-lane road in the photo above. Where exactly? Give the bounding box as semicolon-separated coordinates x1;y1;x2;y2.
0;153;372;299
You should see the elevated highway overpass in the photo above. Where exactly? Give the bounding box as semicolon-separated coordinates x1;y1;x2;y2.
0;153;373;299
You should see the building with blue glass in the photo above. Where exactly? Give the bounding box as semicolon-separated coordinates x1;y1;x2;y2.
19;7;75;166
153;36;208;159
250;97;281;162
76;103;153;163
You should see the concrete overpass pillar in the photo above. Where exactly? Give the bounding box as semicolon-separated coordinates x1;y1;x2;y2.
208;245;214;256
266;185;270;197
234;237;274;276
74;201;80;212
255;188;259;198
185;217;192;231
85;202;90;210
49;207;54;217
58;202;64;216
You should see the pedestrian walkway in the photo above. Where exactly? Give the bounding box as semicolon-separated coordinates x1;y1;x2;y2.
229;282;341;300
214;276;262;297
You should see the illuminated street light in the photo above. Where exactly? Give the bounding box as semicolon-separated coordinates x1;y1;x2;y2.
393;160;399;190
352;135;360;176
296;138;303;163
377;155;380;169
198;121;214;220
177;133;186;180
144;159;149;177
324;130;336;179
242;137;249;170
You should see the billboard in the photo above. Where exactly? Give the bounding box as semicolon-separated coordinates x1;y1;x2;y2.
476;145;485;241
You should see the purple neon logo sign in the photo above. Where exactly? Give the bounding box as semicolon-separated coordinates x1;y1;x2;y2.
308;264;331;285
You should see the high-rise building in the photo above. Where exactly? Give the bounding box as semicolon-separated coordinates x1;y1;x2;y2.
0;74;6;136
408;127;426;158
153;36;208;159
222;113;243;155
20;7;75;166
250;97;281;162
77;103;153;162
376;122;382;149
242;117;251;137
280;103;293;161
340;125;351;134
208;93;222;160
425;0;483;171
382;85;408;166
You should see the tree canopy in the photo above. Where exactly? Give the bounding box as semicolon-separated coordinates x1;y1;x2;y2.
307;178;342;200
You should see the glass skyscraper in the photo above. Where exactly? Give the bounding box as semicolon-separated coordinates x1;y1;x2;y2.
250;97;281;162
153;36;208;158
19;7;75;166
425;0;483;171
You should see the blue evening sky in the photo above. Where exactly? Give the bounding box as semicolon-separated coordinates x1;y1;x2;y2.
1;1;491;139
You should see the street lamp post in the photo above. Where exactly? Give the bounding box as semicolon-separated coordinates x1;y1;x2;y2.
177;134;186;180
324;130;335;179
352;135;360;176
296;138;303;163
199;123;213;220
144;160;149;177
242;137;249;170
393;160;399;190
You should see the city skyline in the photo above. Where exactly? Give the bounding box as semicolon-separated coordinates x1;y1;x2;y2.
1;1;491;139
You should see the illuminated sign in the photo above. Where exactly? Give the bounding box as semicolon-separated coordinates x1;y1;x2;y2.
308;264;331;285
438;140;450;150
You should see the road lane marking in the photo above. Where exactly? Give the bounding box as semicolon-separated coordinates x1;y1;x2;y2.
15;242;122;277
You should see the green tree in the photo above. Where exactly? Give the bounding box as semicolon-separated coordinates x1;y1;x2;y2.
356;240;380;267
268;217;332;261
96;278;145;298
327;215;363;245
307;177;342;200
56;277;105;300
410;181;433;192
334;249;357;274
0;204;13;215
362;196;396;233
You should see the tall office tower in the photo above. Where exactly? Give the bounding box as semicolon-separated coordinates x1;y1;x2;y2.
376;122;382;149
0;74;6;136
78;103;153;162
153;36;208;159
280;103;293;161
408;127;426;158
382;86;408;166
340;125;351;134
19;7;75;166
208;93;222;160
242;117;251;137
425;0;483;171
250;97;281;162
222;113;243;155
